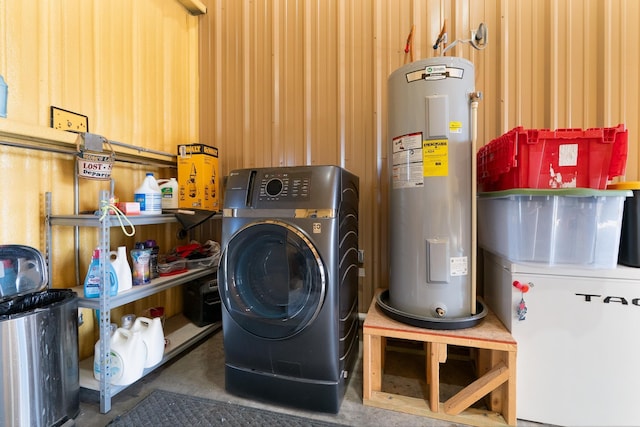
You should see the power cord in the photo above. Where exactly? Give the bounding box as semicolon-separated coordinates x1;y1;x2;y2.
441;23;488;56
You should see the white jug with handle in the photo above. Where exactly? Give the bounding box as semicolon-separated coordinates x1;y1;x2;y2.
109;328;146;386
132;316;165;368
110;246;133;293
157;177;179;210
93;323;119;382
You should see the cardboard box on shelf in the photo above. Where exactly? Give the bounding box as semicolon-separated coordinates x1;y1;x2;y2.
177;143;220;211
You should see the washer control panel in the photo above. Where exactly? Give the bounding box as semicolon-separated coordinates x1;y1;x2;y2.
258;171;311;201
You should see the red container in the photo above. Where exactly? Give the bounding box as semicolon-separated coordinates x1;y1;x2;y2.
477;124;628;192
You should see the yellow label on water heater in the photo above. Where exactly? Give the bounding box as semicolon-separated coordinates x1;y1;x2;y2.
449;121;463;134
423;139;448;177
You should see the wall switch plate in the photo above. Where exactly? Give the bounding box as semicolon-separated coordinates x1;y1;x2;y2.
50;106;89;132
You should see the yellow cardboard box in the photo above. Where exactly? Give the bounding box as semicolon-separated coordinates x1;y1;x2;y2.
177;143;220;211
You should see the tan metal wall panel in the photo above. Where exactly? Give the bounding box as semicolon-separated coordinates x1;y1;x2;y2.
0;1;200;357
2;0;639;316
273;1;305;167
619;2;640;178
199;0;640;312
0;0;199;255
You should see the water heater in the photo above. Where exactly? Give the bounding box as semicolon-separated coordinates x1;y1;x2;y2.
384;56;484;328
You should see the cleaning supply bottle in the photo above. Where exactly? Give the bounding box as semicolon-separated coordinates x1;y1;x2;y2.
158;177;179;210
84;248;118;298
108;328;146;386
134;172;162;215
110;246;133;293
93;323;119;381
144;239;160;279
131;316;165;368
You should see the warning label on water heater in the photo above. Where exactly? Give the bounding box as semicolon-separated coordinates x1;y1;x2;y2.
450;256;468;276
391;132;424;189
423;139;449;177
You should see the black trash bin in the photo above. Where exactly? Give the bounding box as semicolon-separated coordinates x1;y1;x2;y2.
0;245;79;427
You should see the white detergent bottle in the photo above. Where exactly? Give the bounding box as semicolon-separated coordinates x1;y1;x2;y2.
134;172;162;215
110;246;133;293
109;328;146;386
132;316;165;368
93;323;120;382
157;177;179;210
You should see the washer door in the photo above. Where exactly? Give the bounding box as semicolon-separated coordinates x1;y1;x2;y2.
219;220;326;339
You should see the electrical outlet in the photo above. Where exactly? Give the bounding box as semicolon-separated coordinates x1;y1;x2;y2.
50;106;89;133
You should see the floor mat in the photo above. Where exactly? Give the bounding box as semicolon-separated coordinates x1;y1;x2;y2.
106;389;347;427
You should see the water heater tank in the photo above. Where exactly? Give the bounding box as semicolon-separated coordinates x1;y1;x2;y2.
387;56;477;322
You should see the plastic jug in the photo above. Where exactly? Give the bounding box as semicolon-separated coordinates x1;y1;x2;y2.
134;172;162;215
110;246;133;293
157;178;179;210
109;328;146;386
84;248;118;298
93;323;119;382
131;316;165;368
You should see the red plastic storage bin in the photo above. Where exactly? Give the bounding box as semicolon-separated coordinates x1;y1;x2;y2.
477;124;628;192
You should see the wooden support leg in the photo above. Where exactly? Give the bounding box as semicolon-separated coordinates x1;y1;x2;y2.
363;334;382;400
427;342;446;412
504;349;517;426
425;342;431;386
426;342;449;386
381;336;387;370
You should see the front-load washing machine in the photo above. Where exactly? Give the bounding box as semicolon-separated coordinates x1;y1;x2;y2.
218;165;359;413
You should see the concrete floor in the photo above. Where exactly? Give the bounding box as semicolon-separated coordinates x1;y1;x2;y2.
73;327;551;427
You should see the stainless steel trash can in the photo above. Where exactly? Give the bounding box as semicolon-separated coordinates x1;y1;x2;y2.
0;245;79;427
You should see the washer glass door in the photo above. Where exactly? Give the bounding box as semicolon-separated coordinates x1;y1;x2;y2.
219;221;326;339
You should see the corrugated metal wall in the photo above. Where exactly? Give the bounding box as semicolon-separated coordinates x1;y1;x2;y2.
2;1;199;147
0;0;201;357
199;0;640;310
1;0;639;321
0;0;199;270
0;0;199;256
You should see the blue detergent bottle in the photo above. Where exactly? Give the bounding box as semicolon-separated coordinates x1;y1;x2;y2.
84;248;118;298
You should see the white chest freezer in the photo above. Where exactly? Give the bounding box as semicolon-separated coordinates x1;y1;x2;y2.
482;250;640;427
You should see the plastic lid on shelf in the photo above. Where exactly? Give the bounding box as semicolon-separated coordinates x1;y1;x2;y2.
608;181;640;191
